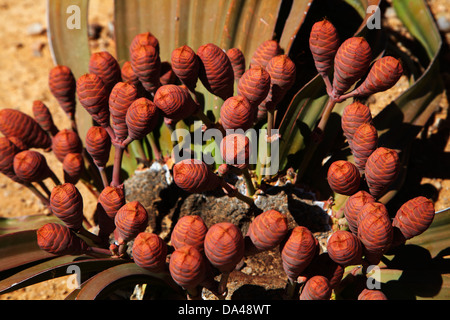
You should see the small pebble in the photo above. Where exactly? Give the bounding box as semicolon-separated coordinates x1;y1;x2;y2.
88;23;103;40
437;15;450;33
27;22;46;36
32;41;45;57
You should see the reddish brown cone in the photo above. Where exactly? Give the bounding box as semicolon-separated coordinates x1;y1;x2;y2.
351;56;403;98
121;61;141;88
171;215;208;253
76;73;110;128
129;32;160;56
204;222;245;273
0;137;22;183
365;147;400;199
237;65;271;112
48;65;76;117
197;43;234;100
250;40;282;69
281;226;317;282
85;126;111;168
154;84;198;122
114;201;149;244
130;44;161;94
172;159;221;194
109;81;138;141
260;54;296;112
50;183;84;230
246;209;288;254
309;19;340;79
327;160;360;196
171;45;200;92
132;232;168;272
332;37;372;98
32;100;58;136
219;95;253;131
343;190;375;235
299;275;332;300
341;101;372;149
220;133;251;170
392;196;435;240
13;150;50;182
52;129;83;163
357;202;393;265
351;122;378;173
89;51;122;94
63;153;84;184
326;230;363;266
37;223;90;256
358;289;388;300
0;108;51;149
126;97;159;141
96;186;125;237
226;48;246;81
169;245;206;290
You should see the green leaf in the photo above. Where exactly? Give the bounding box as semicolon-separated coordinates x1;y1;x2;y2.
277;75;328;171
74;262;185;300
0;256;126;295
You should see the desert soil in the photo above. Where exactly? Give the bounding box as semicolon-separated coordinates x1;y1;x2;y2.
0;0;449;300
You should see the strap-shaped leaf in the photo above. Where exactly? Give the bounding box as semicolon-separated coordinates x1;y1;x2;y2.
0;230;55;273
279;0;314;54
0;256;126;295
407;207;450;258
47;0;91;140
74;262;184;300
0;214;61;235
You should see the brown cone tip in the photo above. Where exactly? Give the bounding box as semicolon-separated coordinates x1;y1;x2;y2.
173;159;220;193
204;222;245;273
220;133;250;169
326;230;362;266
132;232;168;272
299;275;332;300
114;201;149;244
247;209;289;252
171;215;208;252
281;226;317;281
169;245;206;290
327;160;360;196
13;150;49;182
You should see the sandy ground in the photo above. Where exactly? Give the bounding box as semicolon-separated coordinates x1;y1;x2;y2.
0;0;448;300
